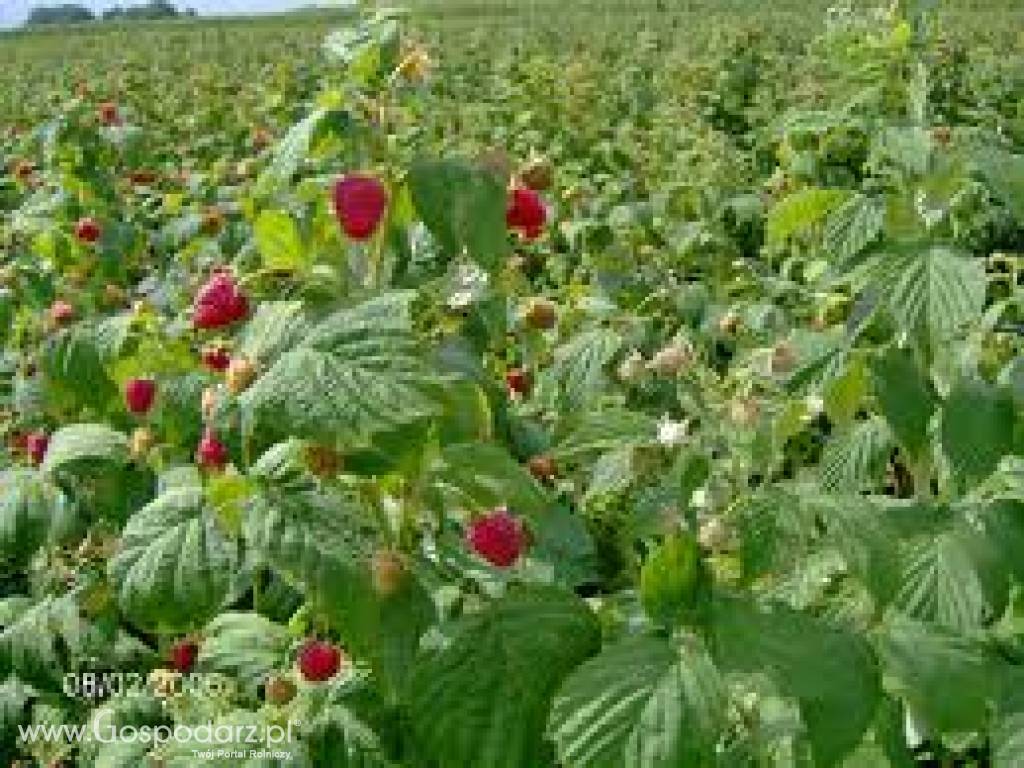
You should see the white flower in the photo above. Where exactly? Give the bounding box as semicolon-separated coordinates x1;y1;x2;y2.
657;416;689;447
805;394;825;419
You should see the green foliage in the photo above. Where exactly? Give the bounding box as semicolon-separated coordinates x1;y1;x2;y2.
407;588;600;768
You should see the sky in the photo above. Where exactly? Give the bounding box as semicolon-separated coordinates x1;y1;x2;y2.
0;0;329;29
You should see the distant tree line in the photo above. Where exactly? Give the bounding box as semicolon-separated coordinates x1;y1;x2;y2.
26;1;197;26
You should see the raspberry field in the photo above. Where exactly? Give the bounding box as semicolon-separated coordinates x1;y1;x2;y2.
2;1;1024;765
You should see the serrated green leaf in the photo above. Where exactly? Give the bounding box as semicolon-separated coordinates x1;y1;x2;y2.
894;526;1007;632
109;487;237;632
548;636;726;768
408;158;510;269
820;417;893;493
767;188;849;246
822;194;885;270
236;301;309;369
552;408;656;461
239;293;442;449
0;469;71;570
255;209;307;273
941;379;1016;486
711;596;880;766
870;246;985;349
408;587;600;768
199;612;290;693
875;615;1002;735
41;423;129;474
432;442;550;519
871;347;936;461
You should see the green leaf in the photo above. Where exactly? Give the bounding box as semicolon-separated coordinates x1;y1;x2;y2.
993;712;1024;768
875;615;1002;735
820;417;893;493
109;486;237;632
41;423;129;474
823;355;869;427
870;246;985;348
41;423;151;524
767;188;849;246
543;328;622;411
894;527;1007;632
871;347;936;461
941;379;1016;485
39;324;117;412
408;587;600;768
0;596;97;688
732;487;816;583
199;612;290;694
974;148;1024;221
548;636;726;768
818;495;902;605
0;676;35;752
236;301;310;369
553;408;656;461
431;442;550;519
239;293;442;449
304;705;396;768
711;596;880;766
247;441;376;582
255;209;307;273
870;127;932;177
256;108;327;196
822;194;885;270
0;470;71;570
408;158;510;269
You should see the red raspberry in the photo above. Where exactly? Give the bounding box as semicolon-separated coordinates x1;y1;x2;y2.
466;508;526;567
297;640;345;682
332;174;388;241
201;346;231;372
505;367;530;397
98;102;120;127
193;270;248;330
74;217;101;244
124;378;156;415
49;300;75;327
169;640;198;673
506;187;546;240
26;431;48;466
196;428;228;471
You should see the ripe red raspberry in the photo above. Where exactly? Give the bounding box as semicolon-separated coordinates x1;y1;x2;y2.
169;639;198;673
197;428;228;471
124;378;156;415
466;508;526;567
201;345;232;372
297;640;345;682
505;367;530;397
98;101;120;127
26;431;48;466
49;300;75;327
332;174;388;241
506;187;547;240
193;270;248;330
74;217;101;244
